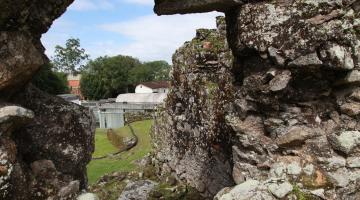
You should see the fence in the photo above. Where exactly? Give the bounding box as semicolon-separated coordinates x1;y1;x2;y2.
94;102;160;129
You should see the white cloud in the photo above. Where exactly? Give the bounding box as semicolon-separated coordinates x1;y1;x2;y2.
69;0;114;11
42;11;223;63
98;12;222;62
121;0;154;6
41;19;76;58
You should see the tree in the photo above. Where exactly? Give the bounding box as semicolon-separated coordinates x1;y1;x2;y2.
80;55;141;100
129;60;170;83
52;38;89;74
145;60;171;81
32;63;69;95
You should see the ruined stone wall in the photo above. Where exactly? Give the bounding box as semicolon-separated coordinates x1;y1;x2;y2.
152;17;235;197
153;0;360;199
0;1;96;199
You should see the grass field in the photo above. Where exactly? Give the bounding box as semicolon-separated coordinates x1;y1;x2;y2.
91;129;118;158
87;120;153;184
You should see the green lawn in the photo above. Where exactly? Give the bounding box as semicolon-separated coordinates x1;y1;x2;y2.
91;129;118;158
87;120;154;184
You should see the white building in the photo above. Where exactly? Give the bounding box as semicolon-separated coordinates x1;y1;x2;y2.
96;93;167;129
95;81;169;129
116;93;167;104
135;81;169;94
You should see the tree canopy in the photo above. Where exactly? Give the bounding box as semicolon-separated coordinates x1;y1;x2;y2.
35;36;171;100
80;55;171;100
80;55;142;100
32;63;69;95
129;60;171;83
52;38;89;74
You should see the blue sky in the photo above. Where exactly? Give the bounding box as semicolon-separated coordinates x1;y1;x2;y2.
41;0;222;63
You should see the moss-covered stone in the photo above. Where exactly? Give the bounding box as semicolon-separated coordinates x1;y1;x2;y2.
152;16;235;198
149;183;204;200
292;185;315;200
298;170;333;190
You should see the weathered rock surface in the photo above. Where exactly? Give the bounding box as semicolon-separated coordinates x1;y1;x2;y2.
214;180;275;200
267;181;293;199
89;170;204;200
328;131;360;155
0;0;74;35
152;17;235;197
11;84;96;188
0;32;44;96
0;1;95;198
0;85;95;199
2;0;360;199
77;193;100;200
118;180;158;200
154;0;244;15
228;1;359;69
153;0;360;199
0;105;34;135
347;157;360;168
0;0;74;97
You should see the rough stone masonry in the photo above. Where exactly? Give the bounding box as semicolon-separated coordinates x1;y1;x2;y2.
1;0;360;199
152;0;360;199
0;0;95;199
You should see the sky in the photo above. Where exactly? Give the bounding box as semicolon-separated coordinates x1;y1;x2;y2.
41;0;222;63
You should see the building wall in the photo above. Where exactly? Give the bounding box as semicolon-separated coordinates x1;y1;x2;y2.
67;75;83;99
116;93;167;104
99;111;125;129
135;85;154;93
135;85;169;94
68;80;80;88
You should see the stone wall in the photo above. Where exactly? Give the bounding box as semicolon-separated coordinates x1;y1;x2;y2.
124;111;154;124
0;0;96;199
1;0;360;199
152;17;235;197
153;0;360;199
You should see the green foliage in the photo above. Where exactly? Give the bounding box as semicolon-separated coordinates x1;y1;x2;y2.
32;63;69;95
87;120;153;183
129;60;171;83
292;185;314;200
52;38;89;74
80;55;171;100
80;55;141;100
